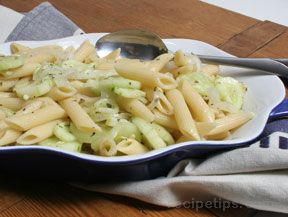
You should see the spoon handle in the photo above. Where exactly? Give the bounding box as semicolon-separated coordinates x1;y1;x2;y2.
198;55;288;78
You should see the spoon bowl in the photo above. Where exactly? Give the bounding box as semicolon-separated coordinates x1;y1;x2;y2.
95;29;168;60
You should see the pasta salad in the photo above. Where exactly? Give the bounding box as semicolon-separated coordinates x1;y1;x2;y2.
0;40;253;156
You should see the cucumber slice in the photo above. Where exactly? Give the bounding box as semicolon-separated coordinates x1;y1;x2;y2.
54;122;76;142
177;72;214;96
109;121;142;143
15;78;54;99
0;56;24;71
215;76;245;110
113;87;146;98
132;117;166;149
151;123;175;145
39;136;81;152
100;77;141;90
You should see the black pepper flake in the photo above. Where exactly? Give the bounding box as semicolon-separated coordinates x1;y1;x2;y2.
129;82;132;85
153;87;157;91
23;108;26;111
106;103;112;108
91;132;96;137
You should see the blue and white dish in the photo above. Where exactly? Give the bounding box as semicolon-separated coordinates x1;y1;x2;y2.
0;33;287;181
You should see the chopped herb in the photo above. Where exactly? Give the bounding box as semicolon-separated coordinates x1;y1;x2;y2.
129;82;132;85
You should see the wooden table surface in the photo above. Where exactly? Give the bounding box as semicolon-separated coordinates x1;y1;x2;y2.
0;0;288;216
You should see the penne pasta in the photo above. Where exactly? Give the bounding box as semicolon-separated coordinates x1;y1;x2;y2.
98;137;117;156
1;62;40;79
103;48;121;60
0;79;18;91
47;85;77;101
10;43;30;54
60;98;102;133
115;62;177;90
148;87;174;115
0;120;9;131
73;40;96;62
117;97;155;122
16;100;44;116
202;64;219;76
117;138;149;155
84;51;98;63
26;53;55;64
176;135;191;143
152;109;178;130
205;131;230;140
206;112;254;136
70;80;95;97
0;111;5;120
174;50;189;67
6;104;66;131
149;53;174;72
0;92;17;98
166;89;200;140
0;129;22;146
0;97;23;110
178;80;214;122
17;119;62;145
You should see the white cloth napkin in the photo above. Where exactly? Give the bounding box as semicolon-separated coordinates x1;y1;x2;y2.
2;2;288;216
0;5;24;43
73;132;288;214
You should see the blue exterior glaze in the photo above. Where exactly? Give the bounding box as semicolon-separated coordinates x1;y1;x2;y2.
0;145;237;181
269;98;288;121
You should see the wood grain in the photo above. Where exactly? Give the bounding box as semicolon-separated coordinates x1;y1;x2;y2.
219;21;287;57
0;177;215;217
0;0;258;46
249;31;288;58
0;0;287;217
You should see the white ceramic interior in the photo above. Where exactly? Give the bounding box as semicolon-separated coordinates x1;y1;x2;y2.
0;33;285;162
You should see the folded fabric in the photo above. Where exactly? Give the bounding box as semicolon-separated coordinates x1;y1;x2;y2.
73;129;288;214
3;2;288;215
5;2;84;42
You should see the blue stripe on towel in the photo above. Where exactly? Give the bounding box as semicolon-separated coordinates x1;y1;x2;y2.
260;136;270;148
279;136;288;149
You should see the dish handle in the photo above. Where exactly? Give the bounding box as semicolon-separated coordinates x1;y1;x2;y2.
269;98;288;121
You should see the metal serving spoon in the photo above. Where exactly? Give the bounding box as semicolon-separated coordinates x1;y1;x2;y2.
95;29;288;78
